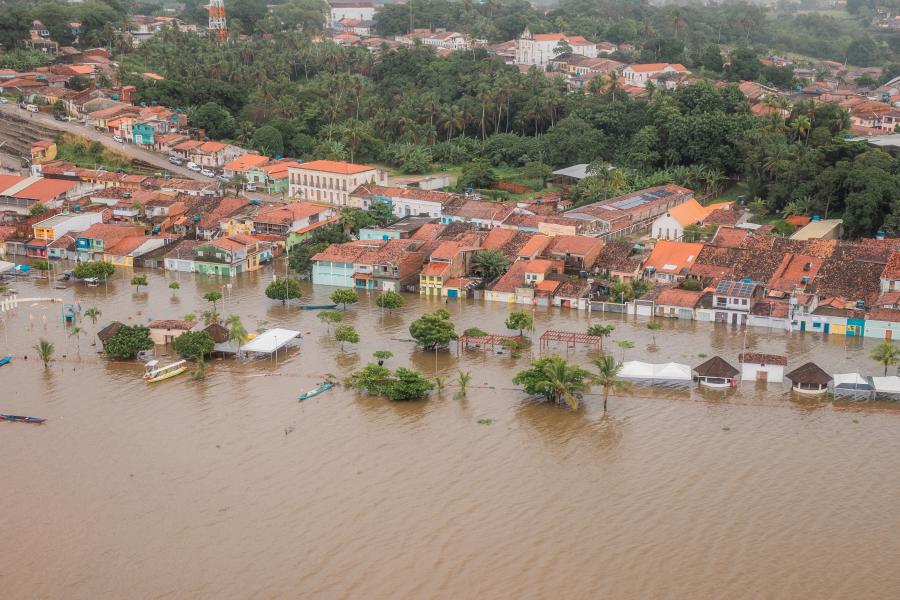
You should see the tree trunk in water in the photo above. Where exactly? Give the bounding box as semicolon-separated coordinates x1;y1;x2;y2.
603;389;609;413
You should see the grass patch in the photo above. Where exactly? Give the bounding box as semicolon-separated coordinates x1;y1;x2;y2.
55;133;134;172
477;418;494;425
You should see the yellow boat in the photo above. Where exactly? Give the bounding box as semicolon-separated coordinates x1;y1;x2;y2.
143;359;188;382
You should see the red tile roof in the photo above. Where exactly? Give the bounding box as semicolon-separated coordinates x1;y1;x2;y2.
14;178;78;202
295;160;375;175
223;154;269;172
643;240;704;275
547;235;603;256
655;288;704;308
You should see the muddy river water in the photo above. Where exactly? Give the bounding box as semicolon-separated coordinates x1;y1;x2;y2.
3;261;900;599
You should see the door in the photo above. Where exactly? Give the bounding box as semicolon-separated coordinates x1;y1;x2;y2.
824;323;830;334
446;289;458;298
756;369;766;382
887;329;893;341
800;321;806;332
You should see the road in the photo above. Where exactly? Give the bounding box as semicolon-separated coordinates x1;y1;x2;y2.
0;103;202;180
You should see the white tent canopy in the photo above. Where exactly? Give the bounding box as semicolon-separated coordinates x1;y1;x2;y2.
832;373;874;391
620;361;691;384
239;328;301;355
872;376;900;395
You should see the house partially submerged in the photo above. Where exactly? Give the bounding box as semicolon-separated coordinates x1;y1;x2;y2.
694;356;739;388
785;362;831;395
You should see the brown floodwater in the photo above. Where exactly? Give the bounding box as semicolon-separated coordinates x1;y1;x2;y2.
3;261;900;599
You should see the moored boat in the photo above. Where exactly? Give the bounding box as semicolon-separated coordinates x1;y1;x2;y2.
0;356;11;367
1;413;45;424
298;382;334;401
298;304;338;310
143;359;188;382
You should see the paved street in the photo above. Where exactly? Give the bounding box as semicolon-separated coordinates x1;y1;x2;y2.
0;103;202;180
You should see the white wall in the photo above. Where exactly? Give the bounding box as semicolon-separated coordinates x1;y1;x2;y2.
740;363;784;383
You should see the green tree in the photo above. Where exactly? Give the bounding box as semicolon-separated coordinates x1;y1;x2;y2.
409;309;458;350
31;258;51;273
463;327;487;337
83;306;101;327
330;288;359;310
104;326;153;360
373;350;393;365
172;331;215;361
203;291;222;319
367;200;394;226
69;326;84;356
512;355;593;410
346;363;434;401
375;290;404;313
699;43;724;72
131;274;148;293
317;310;343;330
587;324;615;337
592;354;625;413
471;249;510;280
226;314;248;355
192;101;235;139
74;261;115;281
169;281;180;298
33;338;54;368
615;340;635;361
505;309;534;337
679;279;702;291
251;124;284;156
458;159;497;190
265;277;302;306
334;324;360;351
871;341;900;376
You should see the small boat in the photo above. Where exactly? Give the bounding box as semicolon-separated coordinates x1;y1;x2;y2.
1;413;46;424
298;382;334;401
298;304;338;310
143;359;188;382
0;356;10;367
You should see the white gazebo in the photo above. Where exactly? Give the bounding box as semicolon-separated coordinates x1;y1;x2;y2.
239;328;301;357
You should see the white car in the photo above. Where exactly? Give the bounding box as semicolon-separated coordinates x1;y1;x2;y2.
112;134;123;143
186;162;201;172
0;97;8;104
245;182;257;191
200;168;215;177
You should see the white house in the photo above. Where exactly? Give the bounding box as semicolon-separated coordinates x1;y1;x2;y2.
651;198;720;241
328;1;374;28
738;353;787;384
696;280;764;326
515;26;596;67
622;63;688;85
287;160;385;205
350;184;462;219
32;211;104;241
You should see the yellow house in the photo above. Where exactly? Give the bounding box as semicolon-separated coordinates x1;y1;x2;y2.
30;140;57;164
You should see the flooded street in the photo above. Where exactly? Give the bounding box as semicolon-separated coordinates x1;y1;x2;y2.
3;261;900;599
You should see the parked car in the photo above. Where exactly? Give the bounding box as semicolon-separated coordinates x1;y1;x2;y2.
217;174;230;183
186;162;201;172
200;168;215;177
53;113;67;121
0;97;9;104
245;182;257;191
112;134;123;143
168;155;184;166
26;104;39;113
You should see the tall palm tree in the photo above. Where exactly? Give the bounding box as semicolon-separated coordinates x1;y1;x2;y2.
33;339;54;368
456;370;472;398
84;307;101;327
226;314;248;357
69;326;84;356
871;341;900;376
592;354;625;413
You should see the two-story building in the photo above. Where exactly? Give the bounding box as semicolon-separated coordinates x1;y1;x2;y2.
33;211;104;242
622;63;688;85
697;279;764;326
485;258;564;304
288;160;385;205
252;202;335;237
75;224;145;262
515;26;596;68
419;241;478;297
194;235;261;277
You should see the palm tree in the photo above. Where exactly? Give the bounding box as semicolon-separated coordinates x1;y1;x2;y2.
69;326;84;356
615;340;635;361
226;314;248;357
84;307;101;327
471;249;510;281
456;370;472;398
33;338;54;368
592;354;625;412
513;355;592;410
169;281;180;299
871;341;900;376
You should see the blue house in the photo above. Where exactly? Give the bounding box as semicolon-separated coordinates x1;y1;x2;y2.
132;122;155;146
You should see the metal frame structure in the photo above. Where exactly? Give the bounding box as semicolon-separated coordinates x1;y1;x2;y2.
539;329;603;353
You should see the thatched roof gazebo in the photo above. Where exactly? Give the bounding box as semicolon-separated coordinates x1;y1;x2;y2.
694;356;739;389
786;362;831;395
